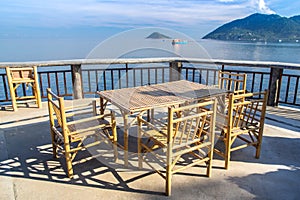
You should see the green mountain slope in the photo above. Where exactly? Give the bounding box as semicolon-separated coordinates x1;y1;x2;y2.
203;13;300;42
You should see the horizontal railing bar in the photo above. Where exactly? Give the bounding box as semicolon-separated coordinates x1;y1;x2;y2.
223;69;269;74
0;70;71;76
39;70;70;73
1;57;300;70
281;74;300;78
278;101;300;106
82;66;167;71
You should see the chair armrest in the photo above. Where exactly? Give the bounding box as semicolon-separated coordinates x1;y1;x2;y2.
64;103;93;111
67;113;114;136
67;113;113;125
65;100;97;117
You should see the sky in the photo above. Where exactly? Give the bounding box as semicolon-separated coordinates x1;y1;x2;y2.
0;0;299;40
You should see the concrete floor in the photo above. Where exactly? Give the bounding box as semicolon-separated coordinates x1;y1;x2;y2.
0;101;300;200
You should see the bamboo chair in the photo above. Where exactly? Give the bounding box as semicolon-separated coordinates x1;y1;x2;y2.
214;90;268;169
47;88;117;178
6;66;42;111
217;71;247;113
218;71;247;95
138;99;217;196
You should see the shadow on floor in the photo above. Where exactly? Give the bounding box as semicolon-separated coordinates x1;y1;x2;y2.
222;135;300;167
1;114;300;199
0;120;164;196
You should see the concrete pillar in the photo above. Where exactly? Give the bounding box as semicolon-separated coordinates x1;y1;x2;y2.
169;61;182;82
71;64;83;99
268;67;283;106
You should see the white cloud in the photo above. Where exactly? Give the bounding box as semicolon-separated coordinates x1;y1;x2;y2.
259;0;276;14
45;0;251;26
251;0;276;14
218;0;235;2
0;0;270;29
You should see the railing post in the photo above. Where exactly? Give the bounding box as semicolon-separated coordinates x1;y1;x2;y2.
268;67;283;106
71;64;83;99
169;61;182;82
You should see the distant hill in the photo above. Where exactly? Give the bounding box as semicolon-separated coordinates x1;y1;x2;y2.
146;32;171;39
290;15;300;23
203;13;300;43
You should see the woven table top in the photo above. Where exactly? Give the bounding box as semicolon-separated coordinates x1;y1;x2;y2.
97;80;227;113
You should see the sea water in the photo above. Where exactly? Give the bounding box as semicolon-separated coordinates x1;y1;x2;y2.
1;38;300;102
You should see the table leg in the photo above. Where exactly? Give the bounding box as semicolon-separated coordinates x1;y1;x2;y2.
100;97;105;115
146;108;155;122
123;113;129;167
216;94;226;114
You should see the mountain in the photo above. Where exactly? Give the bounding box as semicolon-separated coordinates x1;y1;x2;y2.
203;13;300;42
146;32;171;39
290;15;300;24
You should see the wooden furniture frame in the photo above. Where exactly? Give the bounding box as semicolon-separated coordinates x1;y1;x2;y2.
6;66;42;111
218;71;247;95
137;99;217;196
214;90;268;169
97;80;227;166
47;88;117;178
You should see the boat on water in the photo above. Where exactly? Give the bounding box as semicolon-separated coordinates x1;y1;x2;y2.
172;39;188;45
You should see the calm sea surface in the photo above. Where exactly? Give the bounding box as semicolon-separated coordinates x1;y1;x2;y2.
1;38;300;102
1;38;300;63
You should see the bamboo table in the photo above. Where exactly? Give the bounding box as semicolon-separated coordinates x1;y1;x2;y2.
97;80;227;166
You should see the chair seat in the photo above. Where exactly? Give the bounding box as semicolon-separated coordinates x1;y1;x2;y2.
222;125;258;136
11;78;35;83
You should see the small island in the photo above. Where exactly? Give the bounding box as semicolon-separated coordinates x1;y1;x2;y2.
146;32;171;39
203;13;300;43
146;32;188;45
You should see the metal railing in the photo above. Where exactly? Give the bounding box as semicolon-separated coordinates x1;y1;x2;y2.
82;65;169;95
1;57;300;107
280;73;300;105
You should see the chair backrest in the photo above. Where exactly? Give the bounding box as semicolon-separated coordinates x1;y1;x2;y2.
6;66;37;82
227;90;268;131
47;88;68;140
168;99;217;149
218;71;247;94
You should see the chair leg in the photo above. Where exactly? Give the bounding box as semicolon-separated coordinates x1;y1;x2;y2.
52;146;58;158
33;66;42;108
225;136;231;170
6;67;17;111
137;118;143;169
166;144;172;196
11;93;18;111
166;165;172;196
64;143;74;178
10;84;18;111
50;130;58;158
137;136;142;169
112;118;118;162
206;149;213;177
255;130;263;159
65;156;74;178
255;147;261;159
34;84;42;108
